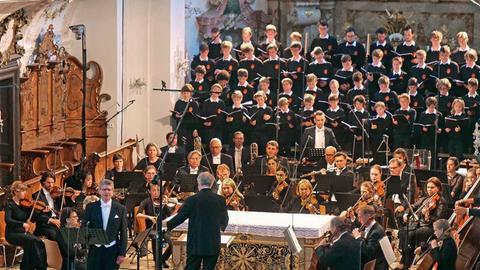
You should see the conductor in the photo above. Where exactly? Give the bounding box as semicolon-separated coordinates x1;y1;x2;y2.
166;172;229;270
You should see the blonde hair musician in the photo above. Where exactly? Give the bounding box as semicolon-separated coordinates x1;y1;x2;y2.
221;178;245;211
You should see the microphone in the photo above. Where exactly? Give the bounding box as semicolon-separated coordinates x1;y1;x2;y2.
383;134;389;139
129;99;135;104
161;80;167;89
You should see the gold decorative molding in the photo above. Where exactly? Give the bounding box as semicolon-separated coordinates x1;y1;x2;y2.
0;9;27;67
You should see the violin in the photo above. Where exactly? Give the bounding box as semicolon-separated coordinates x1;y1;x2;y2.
20;199;48;212
301;195;320;214
422;193;441;220
226;193;242;211
374;180;385;198
272;180;288;201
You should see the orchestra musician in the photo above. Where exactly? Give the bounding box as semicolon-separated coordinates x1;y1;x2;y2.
396;177;448;268
342;181;382;222
56;207;86;270
265;157;280;176
201;138;234;175
129;165;158;194
315;216;360;270
32;172;61;240
413;219;457;270
221;178;245;211
5;181;49;270
160;131;186;165
174;150;209;189
352;205;388;270
226;131;250;174
369;164;385;199
134;142;162;172
446;156;464;201
105;153;126;181
255;140;289;175
458;168;477;199
212;163;231;195
284;179;321;214
75;173;99;211
271;167;290;205
332;152;354;177
136;184;173;268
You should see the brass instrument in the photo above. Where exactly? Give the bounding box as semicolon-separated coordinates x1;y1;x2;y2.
193;132;202;152
301;194;321;214
250;142;258;164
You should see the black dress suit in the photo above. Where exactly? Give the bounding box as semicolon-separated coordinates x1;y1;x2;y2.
167;188;229;270
160;145;186;161
431;236;457;270
174;165;210;190
316;232;360;270
301;126;340;150
32;189;58;240
358;222;388;270
201;153;234;175
226;146;250;173
83;199;128;270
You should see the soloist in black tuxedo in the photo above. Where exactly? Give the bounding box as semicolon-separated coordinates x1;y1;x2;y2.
301;126;340;150
358;222;388;270
316;232;360;270
167;188;229;270
83;199;128;270
201;153;234;176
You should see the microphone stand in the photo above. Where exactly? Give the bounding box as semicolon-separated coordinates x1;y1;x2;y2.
376;134;390;165
152;84;192;270
350;109;370;164
280;136;311;209
103;100;135;177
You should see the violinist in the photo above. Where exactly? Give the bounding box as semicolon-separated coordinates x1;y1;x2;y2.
137;184;173;268
413;219;457;270
265;156;280;176
213;164;231;195
134;142;162;172
342;182;382;223
5;181;48;270
130;165;158;194
454;194;480;218
446;157;464;201
32;171;61;240
221;178;245;211
369;164;385;199
396;177;448;268
284;179;320;214
315;216;360;270
105;153;126;181
56;207;86;270
75;173;99;213
271;167;290;204
352;205;388;270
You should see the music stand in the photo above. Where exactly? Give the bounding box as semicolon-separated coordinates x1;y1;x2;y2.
385;176;402;199
127;225;155;270
414;169;448;184
330;175;355;192
333;193;361;212
162;162;179;182
306;148;325;162
116;172;144;189
244;195;277;212
314;175;331;192
179;174;198;192
243;175;275;195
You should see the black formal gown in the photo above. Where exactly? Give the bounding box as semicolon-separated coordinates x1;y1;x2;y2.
5;200;48;270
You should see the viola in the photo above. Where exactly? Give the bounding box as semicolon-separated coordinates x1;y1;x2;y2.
20;199;48;212
374;180;385;198
272;180;288;201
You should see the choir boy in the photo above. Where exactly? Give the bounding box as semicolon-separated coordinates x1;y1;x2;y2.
369;27;394;71
277;97;298;156
284;41;308;97
309;20;338;62
190;65;211;104
395;25;419;72
191;43;215;83
307;46;334;91
336;27;366;69
392;93;416;149
388;57;408;94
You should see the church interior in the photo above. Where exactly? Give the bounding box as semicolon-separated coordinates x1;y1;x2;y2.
1;0;480;269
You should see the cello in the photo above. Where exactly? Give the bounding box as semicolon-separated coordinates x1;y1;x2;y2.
450;179;480;270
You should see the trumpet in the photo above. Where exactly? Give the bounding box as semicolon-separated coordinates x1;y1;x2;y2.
250;142;258;164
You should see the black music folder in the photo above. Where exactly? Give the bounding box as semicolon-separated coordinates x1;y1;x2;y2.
244;194;276;212
244;175;275;195
116;171;144;189
333;192;361;212
179;174;198;192
314;175;354;193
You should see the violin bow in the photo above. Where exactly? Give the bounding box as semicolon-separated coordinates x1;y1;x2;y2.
226;181;243;206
